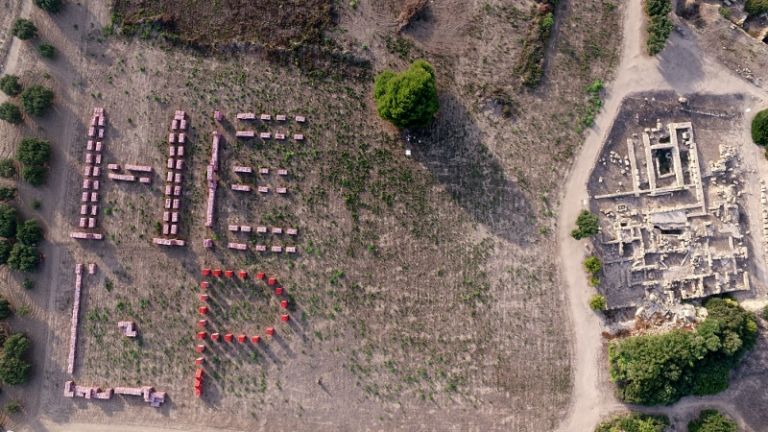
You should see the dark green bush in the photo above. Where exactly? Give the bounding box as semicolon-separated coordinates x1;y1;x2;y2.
751;109;768;146
21;165;46;186
644;0;672;55
0;297;11;320
0;333;31;385
0;204;17;238
688;409;738;432
20;85;54;116
0;75;22;96
0;159;15;178
37;43;56;59
12;19;37;40
745;0;768;15
595;413;669;432
589;294;607;311
0;187;16;201
16;220;42;246
374;60;439;128
0;239;11;264
609;298;757;405
33;0;62;12
0;102;22;124
572;210;600;239
8;243;39;272
17;138;50;186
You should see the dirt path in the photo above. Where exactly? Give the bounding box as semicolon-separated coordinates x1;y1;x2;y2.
554;1;768;431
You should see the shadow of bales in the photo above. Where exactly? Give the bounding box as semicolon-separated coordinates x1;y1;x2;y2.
409;92;535;244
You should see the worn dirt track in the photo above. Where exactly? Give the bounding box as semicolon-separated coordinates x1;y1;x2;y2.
555;1;767;431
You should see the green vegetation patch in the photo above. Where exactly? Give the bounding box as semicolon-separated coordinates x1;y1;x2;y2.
17;137;51;186
609;297;757;405
595;413;669;432
374;60;439;129
645;0;672;55
0;333;32;385
751;108;768;146
515;2;557;87
20;85;54;116
572;209;600;239
745;0;768;15
0;75;22;96
688;409;739;432
12;19;37;40
0;102;22;125
37;43;56;59
34;0;62;12
589;294;607;311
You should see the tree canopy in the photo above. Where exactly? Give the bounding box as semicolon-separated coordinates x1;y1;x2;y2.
0;297;11;320
688;409;739;432
37;43;56;59
33;0;62;13
595;413;669;432
751;109;768;146
17;138;51;186
0;333;31;385
0;204;17;239
0;102;22;124
0;239;11;265
609;298;757;405
745;0;768;15
0;75;22;96
571;210;600;239
20;85;54;116
374;60;439;128
16;220;42;246
8;243;39;272
12;19;37;40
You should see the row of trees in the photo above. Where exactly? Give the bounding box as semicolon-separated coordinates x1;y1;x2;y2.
595;410;739;432
609;297;757;405
0;202;42;272
0;74;55;124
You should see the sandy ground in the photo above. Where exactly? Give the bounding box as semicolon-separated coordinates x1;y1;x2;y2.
555;1;768;431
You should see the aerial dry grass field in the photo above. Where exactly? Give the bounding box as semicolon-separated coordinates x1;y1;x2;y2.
0;0;621;430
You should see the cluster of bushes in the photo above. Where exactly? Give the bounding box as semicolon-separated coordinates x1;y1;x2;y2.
17;137;52;186
34;0;62;13
374;60;439;128
689;409;739;432
0;74;55;124
645;0;673;55
0;333;32;385
11;18;57;60
609;297;757;405
571;210;599;239
579;80;605;131
595;413;669;432
0;202;43;272
515;1;557;87
583;255;602;286
745;0;768;15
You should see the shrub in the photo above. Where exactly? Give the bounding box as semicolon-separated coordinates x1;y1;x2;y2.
540;12;554;33
0;204;17;238
745;0;768;15
0;297;11;320
0;159;15;178
571;210;599;239
20;85;54;116
0;75;22;96
12;19;37;40
644;0;672;55
589;294;607;311
0;187;16;201
17;138;51;186
0;239;11;264
0;333;32;385
609;298;757;405
374;60;439;128
719;6;732;19
688;409;738;432
33;0;62;12
595;413;669;432
22;278;34;290
0;102;23;124
8;243;39;272
4;400;22;414
21;165;47;186
751;109;768;146
583;256;602;275
16;219;42;246
37;43;56;59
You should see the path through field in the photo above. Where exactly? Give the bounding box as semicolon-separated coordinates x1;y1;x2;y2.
555;1;768;431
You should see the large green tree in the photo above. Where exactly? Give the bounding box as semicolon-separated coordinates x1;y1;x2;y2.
609;298;757;405
8;243;39;272
34;0;62;13
12;19;37;40
688;409;738;432
374;60;439;128
0;204;17;239
0;333;31;385
745;0;768;15
16;220;42;246
0;102;22;124
16;138;51;186
20;85;54;116
595;413;669;432
0;75;22;96
751;109;768;146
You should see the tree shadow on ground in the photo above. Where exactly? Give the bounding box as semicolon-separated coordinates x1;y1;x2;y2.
409;92;534;244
